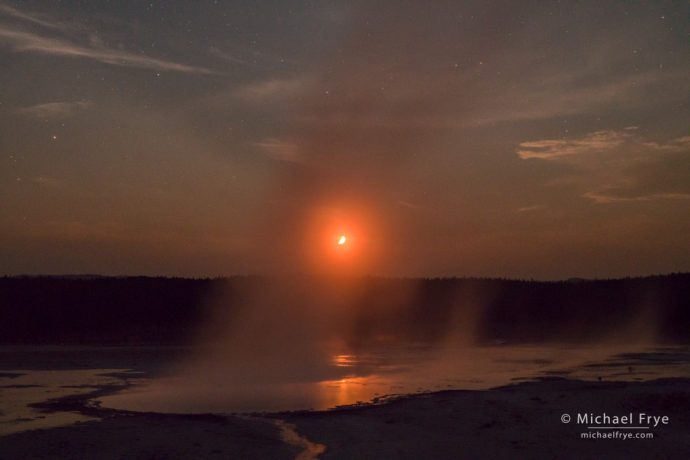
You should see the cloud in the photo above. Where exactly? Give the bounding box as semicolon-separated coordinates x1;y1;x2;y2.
0;3;218;75
517;130;632;160
514;205;544;213
253;138;303;163
472;70;688;126
18;101;93;118
517;130;690;162
0;27;218;74
200;76;308;110
518;129;690;205
0;2;68;31
209;44;298;69
208;46;247;65
233;77;308;101
396;200;420;210
582;191;690;204
641;136;690;153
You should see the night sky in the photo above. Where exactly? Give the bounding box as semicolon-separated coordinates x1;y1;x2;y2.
1;1;688;278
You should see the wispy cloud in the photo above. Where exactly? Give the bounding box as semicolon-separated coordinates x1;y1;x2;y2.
233;77;308;101
517;130;632;160
253;138;303;163
0;2;69;31
18;101;93;118
472;70;688;126
641;136;690;153
397;200;420;210
518;130;690;161
208;46;247;65
209;44;297;68
514;205;544;213
518;129;690;205
0;3;217;74
0;27;217;74
582;191;690;204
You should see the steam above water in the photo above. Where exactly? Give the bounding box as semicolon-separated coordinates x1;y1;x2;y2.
99;277;673;413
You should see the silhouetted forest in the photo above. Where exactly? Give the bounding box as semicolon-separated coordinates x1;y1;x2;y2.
1;274;689;345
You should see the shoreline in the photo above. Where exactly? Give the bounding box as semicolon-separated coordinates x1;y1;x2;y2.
2;376;690;459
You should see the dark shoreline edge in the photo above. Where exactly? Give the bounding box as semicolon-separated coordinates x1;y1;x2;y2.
3;376;690;459
21;371;690;424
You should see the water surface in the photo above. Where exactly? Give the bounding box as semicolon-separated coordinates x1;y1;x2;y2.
2;344;689;436
98;344;690;413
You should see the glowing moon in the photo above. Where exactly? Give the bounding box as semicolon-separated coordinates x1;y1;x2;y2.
338;235;347;245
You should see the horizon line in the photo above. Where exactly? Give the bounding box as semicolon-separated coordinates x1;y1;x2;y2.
2;272;689;283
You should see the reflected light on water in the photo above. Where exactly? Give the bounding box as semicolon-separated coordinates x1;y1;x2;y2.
333;354;357;367
6;345;690;436
96;345;690;415
0;369;134;435
317;375;388;408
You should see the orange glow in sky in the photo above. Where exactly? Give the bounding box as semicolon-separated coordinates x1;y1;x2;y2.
298;202;385;275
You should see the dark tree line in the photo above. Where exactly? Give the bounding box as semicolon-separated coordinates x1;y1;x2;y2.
1;274;688;345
